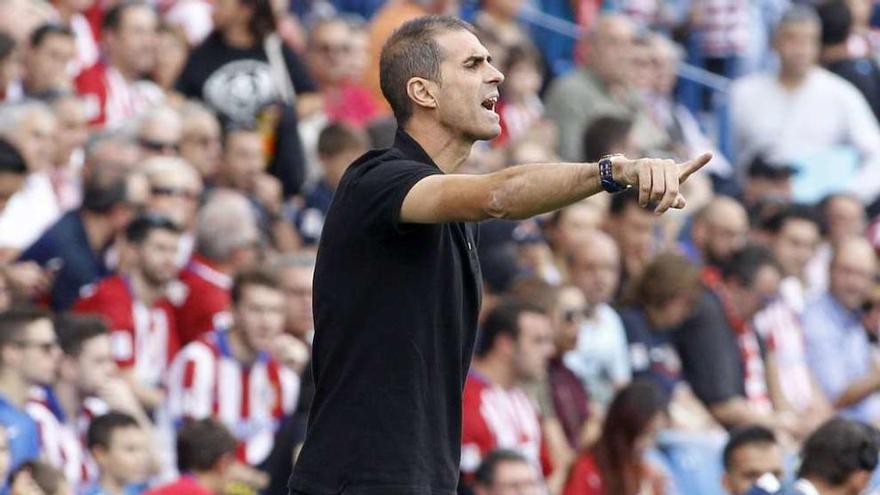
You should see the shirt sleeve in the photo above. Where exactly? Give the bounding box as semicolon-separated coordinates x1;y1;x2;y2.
803;305;850;402
674;293;744;406
606;309;632;386
840;80;880;202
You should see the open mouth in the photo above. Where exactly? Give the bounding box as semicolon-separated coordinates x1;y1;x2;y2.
481;95;498;112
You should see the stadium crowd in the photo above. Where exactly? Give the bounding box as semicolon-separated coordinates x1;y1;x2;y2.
2;0;880;492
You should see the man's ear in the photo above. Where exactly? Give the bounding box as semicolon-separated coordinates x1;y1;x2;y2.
406;77;439;112
845;470;872;494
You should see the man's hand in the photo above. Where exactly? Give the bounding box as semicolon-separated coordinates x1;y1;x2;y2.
613;152;713;214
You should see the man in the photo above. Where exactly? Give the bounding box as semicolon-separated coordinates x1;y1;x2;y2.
22;24;76;97
0;308;55;471
141;157;202;263
747;418;878;495
172;189;260;344
472;449;544;495
136;106;182;159
544;14;664;161
563;230;631;409
605;189;658;285
165;268;299;467
144;418;238;495
730;5;880;204
722;426;785;495
19;163;136;310
74;214;182;411
178;102;221;183
684;196;750;270
82;412;151;495
277;252;315;346
48;93;89;210
290;15;709;495
461;301;555;477
742;157;797;209
75;1;163;128
804;236;880;422
806;193;867;297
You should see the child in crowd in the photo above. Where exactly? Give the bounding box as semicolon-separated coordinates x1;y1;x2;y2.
82;413;151;495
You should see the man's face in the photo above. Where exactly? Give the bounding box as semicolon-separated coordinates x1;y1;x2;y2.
307;21;354;86
223;131;264;192
180;115;221;180
108;6;157;76
775;22;819;79
553;287;586;353
432;29;505;142
13;109;57;172
53;98;89;166
280;265;314;339
730;265;782;321
570;243;620;306
723;443;784;495
27;33;76;93
477;460;543;495
97;426;151;485
590;17;635;85
0;172;25;214
137;229;180;287
148;172;202;228
773;219;819;279
139;118;181;158
553;204;602;255
16;318;61;386
72;335;117;395
513;312;555;381
612;203;656;263
235;284;286;354
830;246;877;311
697;207;749;267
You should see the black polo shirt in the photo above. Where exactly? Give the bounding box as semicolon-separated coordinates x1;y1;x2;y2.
289;130;483;495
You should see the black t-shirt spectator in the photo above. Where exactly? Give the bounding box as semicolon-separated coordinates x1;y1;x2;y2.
290;130;482;495
176;31;316;196
619;306;683;398
672;291;745;407
826;58;880;123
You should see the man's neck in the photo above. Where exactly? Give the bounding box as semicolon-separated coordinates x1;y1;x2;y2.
0;371;29;408
193;470;223;493
402;120;473;173
823;43;851;63
223;25;255;49
54;380;81;423
81;211;114;254
472;357;515;389
778;68;810;90
129;270;162;307
228;327;258;365
100;475;126;495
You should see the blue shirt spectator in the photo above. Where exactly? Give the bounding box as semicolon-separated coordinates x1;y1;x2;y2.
0;395;38;473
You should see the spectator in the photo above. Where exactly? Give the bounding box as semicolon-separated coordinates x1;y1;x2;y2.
75;2;163;128
806;193;867;298
0;138;26;216
495;44;545;147
136;106;182;159
472;449;545;495
144;418;238;495
276;251;315;346
472;0;533;54
605;189;658;288
293;122;368;245
804;237;880;422
542;200;603;280
47;93;89;210
152;23;188;97
83;412;150;495
141;157;202;259
82;130;140;173
564;230;631;409
544;14;663;161
0;308;53;471
46;0;98;77
0;101;60;254
817;0;880;123
175;0;317;197
18;163;136;310
742;158;796;210
304;17;380;128
683;196;749;270
754;205;830;430
730;5;880;204
0;33;20;103
22;25;76;98
674;245;784;429
177;102;221;184
9;461;71;495
722;426;784;495
171;189;259;344
74;215;182;411
562;380;668;495
581;115;637;163
461;300;555;478
165;268;299;467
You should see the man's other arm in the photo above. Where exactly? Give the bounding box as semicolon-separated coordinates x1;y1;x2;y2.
400;153;712;224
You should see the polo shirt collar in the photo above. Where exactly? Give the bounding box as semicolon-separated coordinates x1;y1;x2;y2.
393;129;441;171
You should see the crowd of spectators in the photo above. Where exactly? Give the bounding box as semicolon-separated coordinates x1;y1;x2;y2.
2;0;880;493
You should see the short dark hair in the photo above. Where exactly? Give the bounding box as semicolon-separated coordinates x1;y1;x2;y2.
721;245;781;288
0;307;53;353
10;461;65;495
817;0;852;46
125;214;181;244
54;313;108;357
29;23;74;48
799;417;879;485
475;299;546;357
0;31;14;63
239;0;277;40
231;267;280;305
0;138;27;175
102;1;152;33
176;418;237;472
317;122;368;158
379;15;475;125
582;115;633;163
761;203;821;235
474;449;531;487
87;411;139;451
81;165;130;213
722;425;778;471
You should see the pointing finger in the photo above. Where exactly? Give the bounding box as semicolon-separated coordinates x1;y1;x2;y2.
678;152;713;183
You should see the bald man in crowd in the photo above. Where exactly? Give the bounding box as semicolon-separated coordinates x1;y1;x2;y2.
685;196;750;270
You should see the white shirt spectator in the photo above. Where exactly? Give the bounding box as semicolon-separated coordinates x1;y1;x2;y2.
0;172;63;250
564;303;631;408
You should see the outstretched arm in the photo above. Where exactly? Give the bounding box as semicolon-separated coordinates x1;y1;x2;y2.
400;153;713;223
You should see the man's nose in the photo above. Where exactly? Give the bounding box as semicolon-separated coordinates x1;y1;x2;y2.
487;64;505;85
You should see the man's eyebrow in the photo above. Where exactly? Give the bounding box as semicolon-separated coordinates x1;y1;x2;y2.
462;54;492;65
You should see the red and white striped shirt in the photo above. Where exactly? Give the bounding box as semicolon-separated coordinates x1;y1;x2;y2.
75;63;164;128
25;388;107;490
74;276;180;388
172;255;232;345
164;330;299;465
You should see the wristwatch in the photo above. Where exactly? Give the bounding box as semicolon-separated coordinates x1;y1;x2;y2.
598;155;630;194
